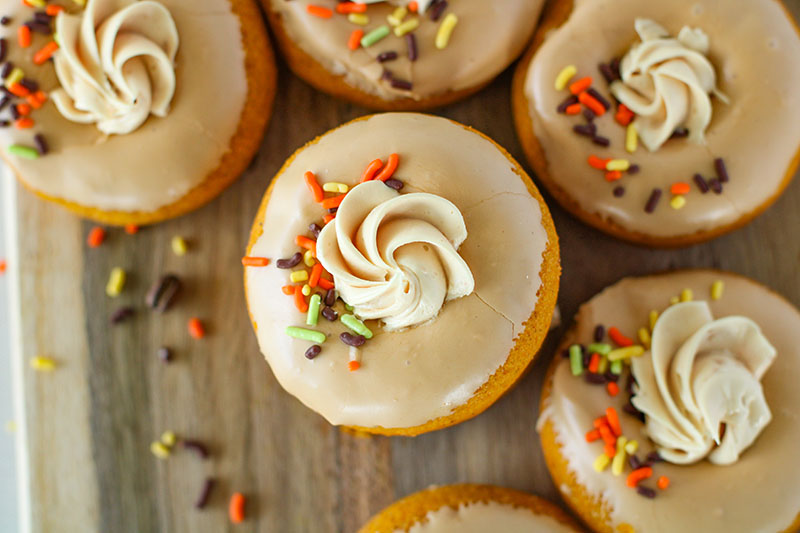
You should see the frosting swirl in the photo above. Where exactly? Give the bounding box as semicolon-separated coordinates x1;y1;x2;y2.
631;301;776;465
610;19;726;152
316;181;474;331
51;0;179;135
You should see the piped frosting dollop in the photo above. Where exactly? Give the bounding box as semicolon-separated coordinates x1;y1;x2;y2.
631;301;776;465
316;180;474;331
51;0;179;135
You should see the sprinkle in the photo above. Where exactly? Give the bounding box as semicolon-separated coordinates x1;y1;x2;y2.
586;88;611;110
348;29;364;50
711;280;724;300
340;332;366;347
157;347;172;363
171;236;188;256
6;143;38;159
579;91;606;116
648;310;659;331
188;318;205;339
395;17;419;37
0;17;10;25
290;270;308;283
309;223;323;238
5;67;24;87
33;41;58;65
637;327;651;349
45;4;64;15
615;104;634;126
309;263;323;288
606;159;630;172
593;454;611;472
613;186;625;197
304;171;324;202
573;124;596;138
588;155;610;170
336;2;366;14
294;290;308;312
680;288;693;302
105;267;125;297
669;182;690;195
145;275;182;312
637;486;657;499
348;360;361;371
554;65;577;90
569;344;583;376
295;235;317;254
408;1;418;12
592;135;610;147
588;352;601;373
557;94;579;113
195;478;215;509
348;13;369;25
150;441;170;459
670;195;686;210
657;476;670;490
608;345;644;362
671;127;689;139
583;108;596;122
375;153;399;181
569;76;592;95
0;259;5;274
321;194;346;210
593;325;605;342
612;436;628;476
30;356;56;371
277;252;303;269
714;157;730;183
609;359;623;375
644;188;662;213
306;4;333;18
587;343;611;355
301;284;311;296
241;256;269;267
18;25;31;48
282;285;295;295
341;314;373;339
318;278;334;290
160;431;177;447
377;51;398;63
624;440;639;455
32;134;48;155
693;173;710;193
405;33;418;60
322;182;349;194
708;177;723;194
607;381;619;397
229;493;246;524
361;25;390;48
384;178;404;191
286;326;325;344
670;295;680;305
304;345;321;360
110;306;134;324
565;103;581;115
598;62;617;83
303;250;315;268
606;407;622;437
585;429;601;442
429;0;447;21
387;6;407;25
14;117;33;129
306;294;321;326
435;13;457;49
625;124;638;153
626;466;653;488
608;327;633;347
585;373;606;385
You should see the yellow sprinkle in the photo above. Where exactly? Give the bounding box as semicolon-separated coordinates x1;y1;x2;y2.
669;296;680;305
301;284;311;296
711;280;725;300
5;67;23;87
105;267;126;297
290;270;308;283
4;421;16;433
30;356;56;371
593;453;611;472
322;182;349;194
303;250;316;267
27;0;45;6
624;440;639;455
72;0;86;5
394;17;419;37
608;345;645;362
171;236;188;256
348;13;369;25
387;6;407;25
597;354;609;374
625;123;638;153
435;13;458;50
160;431;177;447
637;327;651;349
150;441;171;459
606;159;631;172
680;288;693;302
670;195;686;210
649;310;659;331
612;436;628;476
554;64;577;91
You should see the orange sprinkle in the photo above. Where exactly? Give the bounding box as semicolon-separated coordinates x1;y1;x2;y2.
569;76;592;95
188;318;205;339
604;442;616;458
294;289;308;313
336;1;367;13
598;423;615;447
588;352;600;373
657;476;670;490
375;153;399;182
0;259;6;275
323;214;336;224
585;429;601;443
608;326;633;347
295;235;317;255
242;256;270;267
87;226;106;248
321;194;346;210
15;103;31;116
282;285;296;295
607;381;619;397
408;1;418;12
670;182;691;195
348;360;361;371
605;170;622;182
228;492;246;524
45;4;64;15
27;91;47;109
318;277;335;290
588;155;610;170
626;466;653;488
348;29;364;50
33;41;59;65
579;91;606;116
606;407;622;437
306;4;333;18
7;83;30;97
124;224;139;234
615;104;635;126
304;171;324;203
565;103;581;115
361;158;383;182
308;263;323;288
15;117;33;129
18;25;31;48
593;416;607;429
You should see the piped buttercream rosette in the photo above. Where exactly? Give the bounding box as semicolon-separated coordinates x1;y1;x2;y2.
631;301;776;465
316;180;474;331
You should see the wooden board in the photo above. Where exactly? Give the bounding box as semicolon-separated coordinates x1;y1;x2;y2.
11;4;800;531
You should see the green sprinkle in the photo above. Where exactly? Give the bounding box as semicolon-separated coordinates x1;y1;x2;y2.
360;25;390;48
7;145;39;159
286;326;326;344
610;359;623;375
344;304;354;312
341;314;373;339
306;294;321;327
587;343;612;355
569;344;583;376
597;354;609;375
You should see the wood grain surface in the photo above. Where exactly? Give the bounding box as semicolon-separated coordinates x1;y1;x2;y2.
11;3;800;531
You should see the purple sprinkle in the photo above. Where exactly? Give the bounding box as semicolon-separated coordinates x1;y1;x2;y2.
110;306;134;324
0;95;10;112
623;401;645;422
0;38;6;63
157;347;172;363
613;186;625;197
714;157;730;183
324;290;337;307
390;78;412;91
195;478;215;509
587;88;611;110
573;124;596;138
276;252;302;269
384;178;404;191
429;0;447;21
636;486;657;499
0;120;10;128
628;454;642;470
556;94;578;113
0;62;12;79
598;63;616;83
377;51;398;62
19;78;38;92
0;17;11;26
33;133;47;155
646;451;663;464
405;33;417;62
644;188;662;213
9;104;19;120
33;11;51;24
708;177;723;194
25;20;51;35
327;208;337;215
581;345;590;368
182;439;210;459
584;373;606;385
381;69;393;81
671;127;689;139
321;306;338;322
693;173;709;193
604;371;619;382
592;135;610;147
609;57;621;78
583;108;595;122
309;223;322;238
593;325;605;342
340;332;366;347
305;345;321;359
